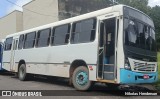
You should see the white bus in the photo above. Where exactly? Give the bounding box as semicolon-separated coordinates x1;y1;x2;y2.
2;4;158;90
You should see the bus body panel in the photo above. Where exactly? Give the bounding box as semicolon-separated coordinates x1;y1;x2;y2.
120;69;158;84
3;36;99;80
12;42;98;80
3;5;123;82
14;42;98;65
120;58;158;84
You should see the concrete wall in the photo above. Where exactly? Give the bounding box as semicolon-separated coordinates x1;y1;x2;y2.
23;0;59;30
0;11;23;40
58;0;111;20
16;11;23;32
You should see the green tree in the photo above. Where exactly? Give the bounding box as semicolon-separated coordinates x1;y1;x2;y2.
118;0;150;14
63;0;112;14
58;0;112;18
149;6;160;50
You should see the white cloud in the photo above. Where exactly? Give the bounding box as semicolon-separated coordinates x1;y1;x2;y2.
7;0;32;14
148;0;160;7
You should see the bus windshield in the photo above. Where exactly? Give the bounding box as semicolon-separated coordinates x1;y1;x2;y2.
124;18;156;52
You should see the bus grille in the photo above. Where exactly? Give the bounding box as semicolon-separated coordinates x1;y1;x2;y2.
133;62;156;72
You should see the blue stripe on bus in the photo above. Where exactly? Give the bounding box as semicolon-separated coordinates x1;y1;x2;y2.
120;69;158;84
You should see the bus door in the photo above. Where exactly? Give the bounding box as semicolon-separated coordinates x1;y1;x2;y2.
97;13;119;81
10;38;18;71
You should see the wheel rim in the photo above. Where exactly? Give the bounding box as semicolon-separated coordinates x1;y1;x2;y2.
76;71;88;86
19;67;25;78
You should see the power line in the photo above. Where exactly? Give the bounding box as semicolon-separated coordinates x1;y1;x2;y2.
5;0;62;18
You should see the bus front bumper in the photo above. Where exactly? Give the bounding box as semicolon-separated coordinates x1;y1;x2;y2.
120;69;158;84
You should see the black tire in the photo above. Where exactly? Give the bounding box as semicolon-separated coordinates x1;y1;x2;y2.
18;64;28;81
72;66;92;91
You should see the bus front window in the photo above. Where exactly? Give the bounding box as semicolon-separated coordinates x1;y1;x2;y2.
124;18;156;52
125;19;137;47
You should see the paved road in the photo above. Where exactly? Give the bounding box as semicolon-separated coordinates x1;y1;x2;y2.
0;72;159;99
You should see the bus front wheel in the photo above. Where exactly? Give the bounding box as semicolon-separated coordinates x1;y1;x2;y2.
18;64;28;81
72;66;92;91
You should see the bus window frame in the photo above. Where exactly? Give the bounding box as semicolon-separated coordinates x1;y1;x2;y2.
70;18;97;44
51;24;71;46
23;31;36;49
36;28;51;48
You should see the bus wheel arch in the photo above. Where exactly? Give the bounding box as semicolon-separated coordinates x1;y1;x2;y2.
18;60;26;72
69;60;92;91
69;60;88;79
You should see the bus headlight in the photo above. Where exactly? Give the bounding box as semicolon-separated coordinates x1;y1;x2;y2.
124;58;131;70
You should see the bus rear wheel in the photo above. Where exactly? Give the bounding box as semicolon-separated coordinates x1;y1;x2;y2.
18;64;28;81
72;66;92;91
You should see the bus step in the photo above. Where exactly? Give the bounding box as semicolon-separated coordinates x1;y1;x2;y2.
104;66;114;72
103;72;114;74
103;72;114;80
104;64;114;66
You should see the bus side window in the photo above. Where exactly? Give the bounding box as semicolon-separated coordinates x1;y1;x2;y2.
4;37;13;51
18;34;24;50
13;40;18;50
23;32;36;49
51;24;70;46
36;28;51;48
71;18;96;44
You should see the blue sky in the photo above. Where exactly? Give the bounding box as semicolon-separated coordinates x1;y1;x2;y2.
0;0;160;18
0;0;31;18
0;0;15;18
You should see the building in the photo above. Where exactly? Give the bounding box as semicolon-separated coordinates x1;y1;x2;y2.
0;10;23;40
0;0;111;40
22;0;111;30
23;0;59;30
